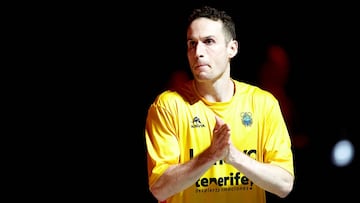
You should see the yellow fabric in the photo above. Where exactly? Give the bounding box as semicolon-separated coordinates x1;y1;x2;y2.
145;79;294;203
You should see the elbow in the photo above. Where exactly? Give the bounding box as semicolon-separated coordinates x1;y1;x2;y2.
150;185;168;202
277;178;294;198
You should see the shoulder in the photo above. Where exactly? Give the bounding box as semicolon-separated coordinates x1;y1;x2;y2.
153;80;197;107
154;90;182;105
234;80;272;96
234;80;278;102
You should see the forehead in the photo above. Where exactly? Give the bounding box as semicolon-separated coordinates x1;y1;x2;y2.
187;17;224;39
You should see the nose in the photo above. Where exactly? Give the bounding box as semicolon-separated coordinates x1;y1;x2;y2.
195;42;205;58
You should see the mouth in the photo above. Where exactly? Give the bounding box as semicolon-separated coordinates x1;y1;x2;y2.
194;64;209;70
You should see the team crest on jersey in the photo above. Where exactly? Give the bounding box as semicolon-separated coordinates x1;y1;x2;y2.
191;116;205;128
241;112;252;127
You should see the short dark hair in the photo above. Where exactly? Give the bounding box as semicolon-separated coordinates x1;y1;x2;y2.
187;6;236;42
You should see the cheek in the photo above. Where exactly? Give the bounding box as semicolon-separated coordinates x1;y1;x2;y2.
187;54;195;65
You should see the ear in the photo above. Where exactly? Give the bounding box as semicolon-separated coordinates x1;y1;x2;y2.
228;40;238;58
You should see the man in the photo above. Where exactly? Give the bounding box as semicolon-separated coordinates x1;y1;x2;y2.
145;5;294;203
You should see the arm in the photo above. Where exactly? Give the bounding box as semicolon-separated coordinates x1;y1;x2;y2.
222;91;295;198
150;116;231;201
150;149;217;201
225;144;294;198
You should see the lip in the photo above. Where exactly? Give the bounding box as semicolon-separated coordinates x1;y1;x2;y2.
194;64;209;69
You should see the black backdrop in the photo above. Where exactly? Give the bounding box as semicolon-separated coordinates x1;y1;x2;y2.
65;1;358;202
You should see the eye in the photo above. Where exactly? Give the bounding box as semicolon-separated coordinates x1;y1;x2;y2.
204;38;215;45
187;41;197;48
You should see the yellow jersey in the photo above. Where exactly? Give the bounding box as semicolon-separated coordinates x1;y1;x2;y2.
145;79;294;203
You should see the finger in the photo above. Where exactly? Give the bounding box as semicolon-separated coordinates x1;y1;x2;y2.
215;115;225;126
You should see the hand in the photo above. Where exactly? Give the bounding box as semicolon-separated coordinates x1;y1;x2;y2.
209;115;231;161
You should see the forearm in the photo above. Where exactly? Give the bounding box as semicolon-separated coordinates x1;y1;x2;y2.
150;148;218;201
226;146;294;198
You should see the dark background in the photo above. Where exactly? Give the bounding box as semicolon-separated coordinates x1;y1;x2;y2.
66;1;359;202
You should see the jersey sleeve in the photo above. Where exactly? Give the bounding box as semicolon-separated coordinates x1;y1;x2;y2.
263;95;294;176
145;94;181;187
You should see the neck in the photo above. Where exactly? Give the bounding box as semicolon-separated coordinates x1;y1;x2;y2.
194;78;234;102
